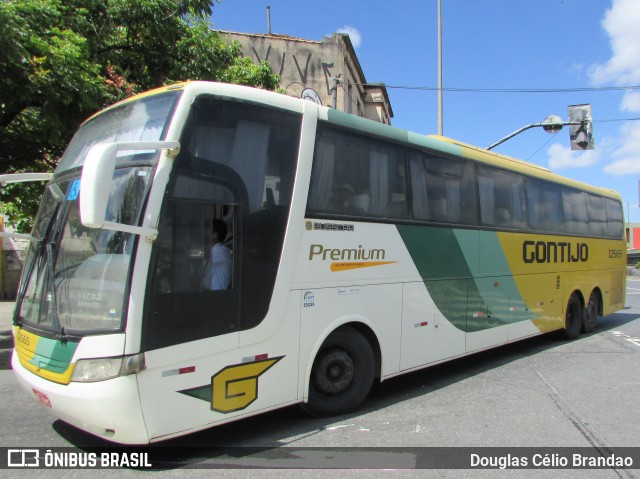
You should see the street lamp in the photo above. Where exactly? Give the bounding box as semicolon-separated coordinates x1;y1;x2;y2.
486;107;593;151
541;115;564;134
486;115;564;150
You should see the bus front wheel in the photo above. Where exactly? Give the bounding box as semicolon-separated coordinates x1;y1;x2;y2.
303;326;375;417
560;293;583;340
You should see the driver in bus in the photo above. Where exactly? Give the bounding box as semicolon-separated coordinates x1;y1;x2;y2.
202;219;232;290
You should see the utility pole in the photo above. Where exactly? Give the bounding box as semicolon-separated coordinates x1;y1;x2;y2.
266;6;271;34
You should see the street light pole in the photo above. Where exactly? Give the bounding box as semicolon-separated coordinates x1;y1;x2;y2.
486;117;583;151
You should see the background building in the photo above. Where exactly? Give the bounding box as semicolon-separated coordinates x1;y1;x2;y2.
0;217;27;299
222;31;394;124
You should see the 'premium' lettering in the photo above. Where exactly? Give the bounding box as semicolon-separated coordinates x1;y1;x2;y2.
309;244;385;261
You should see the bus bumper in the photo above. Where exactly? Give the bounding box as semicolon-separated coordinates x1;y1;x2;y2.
12;350;150;445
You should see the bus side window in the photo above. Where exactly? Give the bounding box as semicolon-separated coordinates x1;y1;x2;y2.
201;213;233;291
151;201;211;295
605;198;624;239
151;200;236;295
561;188;588;235
526;178;563;232
410;152;477;225
587;194;606;236
478;165;526;229
144;200;239;351
306;124;408;220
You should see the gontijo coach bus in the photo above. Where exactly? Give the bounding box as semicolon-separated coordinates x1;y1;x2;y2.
8;82;626;444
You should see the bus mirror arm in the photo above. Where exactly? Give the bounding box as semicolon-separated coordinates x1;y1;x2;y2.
79;140;180;237
0;173;56;243
0;173;53;186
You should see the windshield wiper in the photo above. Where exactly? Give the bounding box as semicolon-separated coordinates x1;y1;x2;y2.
45;242;67;342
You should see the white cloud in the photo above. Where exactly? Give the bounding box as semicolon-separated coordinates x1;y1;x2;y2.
588;0;640;178
589;0;640;88
604;157;640;175
547;143;601;170
620;91;640;112
604;121;640;175
336;26;362;48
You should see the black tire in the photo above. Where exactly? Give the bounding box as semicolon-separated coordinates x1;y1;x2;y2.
583;290;600;333
559;293;583;340
303;326;375;417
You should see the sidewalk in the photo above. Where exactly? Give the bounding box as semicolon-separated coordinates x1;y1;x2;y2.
0;301;15;370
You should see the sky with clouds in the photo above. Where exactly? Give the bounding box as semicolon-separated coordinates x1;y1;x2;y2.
213;0;640;223
585;0;640;180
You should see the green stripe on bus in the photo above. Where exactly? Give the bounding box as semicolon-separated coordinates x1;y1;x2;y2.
29;336;78;374
397;225;534;332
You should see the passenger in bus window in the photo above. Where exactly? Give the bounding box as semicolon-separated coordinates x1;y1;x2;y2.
202;219;232;290
328;183;366;215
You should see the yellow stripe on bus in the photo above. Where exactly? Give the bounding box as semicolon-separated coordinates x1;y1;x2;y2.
330;261;398;272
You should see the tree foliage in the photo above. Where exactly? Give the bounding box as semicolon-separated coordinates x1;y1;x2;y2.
0;0;280;232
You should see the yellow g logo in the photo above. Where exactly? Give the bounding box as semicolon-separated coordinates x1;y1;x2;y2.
178;356;284;413
211;357;283;413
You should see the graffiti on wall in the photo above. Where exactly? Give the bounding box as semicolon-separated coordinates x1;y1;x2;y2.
249;45;336;96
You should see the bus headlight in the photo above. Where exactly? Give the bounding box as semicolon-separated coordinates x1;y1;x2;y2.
71;354;145;382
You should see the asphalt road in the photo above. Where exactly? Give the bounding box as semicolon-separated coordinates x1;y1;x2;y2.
1;280;639;478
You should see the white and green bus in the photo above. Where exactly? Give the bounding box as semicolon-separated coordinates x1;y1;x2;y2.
9;82;626;444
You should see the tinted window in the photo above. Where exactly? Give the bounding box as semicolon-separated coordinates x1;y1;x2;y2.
587;194;606;237
561;188;588;234
144;97;302;350
478;165;526;229
307;124;408;220
526;178;563;232
410;151;477;225
605;198;624;239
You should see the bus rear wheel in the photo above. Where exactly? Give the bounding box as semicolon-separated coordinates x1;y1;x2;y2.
560;293;583;340
583;291;600;333
303;326;375;417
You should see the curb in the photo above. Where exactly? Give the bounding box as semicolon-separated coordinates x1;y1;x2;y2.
0;331;13;350
0;348;12;370
0;329;13;370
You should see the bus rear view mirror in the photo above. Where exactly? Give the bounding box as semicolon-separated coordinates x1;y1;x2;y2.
80;143;119;228
79;140;179;232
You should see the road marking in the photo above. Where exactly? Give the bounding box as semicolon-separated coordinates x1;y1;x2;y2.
326;424;354;431
610;331;640;348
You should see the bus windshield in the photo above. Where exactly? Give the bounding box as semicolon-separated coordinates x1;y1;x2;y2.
55;90;181;175
16;90;181;336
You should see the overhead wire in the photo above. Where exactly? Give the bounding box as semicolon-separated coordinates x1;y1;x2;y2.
349;82;640;94
341;80;640;124
337;79;640;159
526;132;560;161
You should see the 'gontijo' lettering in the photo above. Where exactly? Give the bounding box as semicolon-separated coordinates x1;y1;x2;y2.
522;240;588;264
